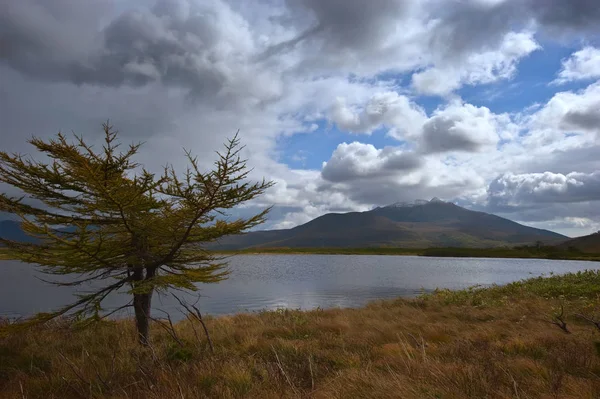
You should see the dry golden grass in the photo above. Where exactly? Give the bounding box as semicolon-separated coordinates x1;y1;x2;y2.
2;272;600;398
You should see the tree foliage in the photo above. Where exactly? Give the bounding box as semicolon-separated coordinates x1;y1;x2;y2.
0;123;272;343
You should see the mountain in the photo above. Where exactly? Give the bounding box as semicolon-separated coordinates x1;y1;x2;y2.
556;232;600;254
213;199;568;249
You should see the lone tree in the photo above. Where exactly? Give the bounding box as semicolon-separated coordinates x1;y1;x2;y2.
0;123;272;344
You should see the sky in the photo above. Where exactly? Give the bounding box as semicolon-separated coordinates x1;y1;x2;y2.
1;0;600;238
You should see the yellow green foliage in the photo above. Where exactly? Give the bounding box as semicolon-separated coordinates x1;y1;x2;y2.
0;123;271;340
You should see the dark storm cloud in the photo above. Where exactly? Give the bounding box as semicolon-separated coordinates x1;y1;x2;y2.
0;0;259;101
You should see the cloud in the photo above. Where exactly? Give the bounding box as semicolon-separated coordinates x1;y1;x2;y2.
515;216;600;237
321;142;422;182
0;0;109;81
420;103;511;153
278;0;428;75
0;0;281;105
488;171;600;208
475;171;600;236
329;94;517;154
317;141;485;207
291;0;410;52
453;168;600;236
412;31;539;96
527;81;600;137
532;0;600;33
554;47;600;84
330;92;427;137
427;0;600;61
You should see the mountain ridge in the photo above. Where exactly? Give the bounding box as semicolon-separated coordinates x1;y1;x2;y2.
212;198;568;250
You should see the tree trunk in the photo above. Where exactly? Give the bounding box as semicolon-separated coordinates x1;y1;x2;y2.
133;290;153;345
132;265;156;346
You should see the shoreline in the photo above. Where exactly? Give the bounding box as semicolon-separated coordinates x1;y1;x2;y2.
4;245;599;261
214;246;600;262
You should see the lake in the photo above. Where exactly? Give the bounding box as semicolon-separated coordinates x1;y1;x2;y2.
1;255;598;320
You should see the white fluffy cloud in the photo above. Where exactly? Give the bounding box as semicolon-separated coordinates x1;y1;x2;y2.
527;81;600;139
330;92;426;137
321;142;422;182
329;95;516;154
554;46;600;84
488;171;600;206
420;103;514;153
412;32;540;96
481;170;600;235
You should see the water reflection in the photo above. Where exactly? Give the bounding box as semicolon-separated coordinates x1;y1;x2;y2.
1;255;598;321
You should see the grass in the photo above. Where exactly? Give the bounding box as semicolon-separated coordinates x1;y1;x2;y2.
220;247;423;256
421;246;600;261
218;245;600;261
2;271;600;398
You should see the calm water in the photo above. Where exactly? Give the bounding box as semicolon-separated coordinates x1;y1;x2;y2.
1;255;598;320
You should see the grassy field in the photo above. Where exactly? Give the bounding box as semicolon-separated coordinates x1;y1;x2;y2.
218;245;600;261
2;271;600;398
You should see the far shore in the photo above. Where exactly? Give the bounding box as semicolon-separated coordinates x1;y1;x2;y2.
3;245;599;262
214;245;600;261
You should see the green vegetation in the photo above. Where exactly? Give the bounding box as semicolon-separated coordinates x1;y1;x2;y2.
0;124;271;344
2;271;600;398
425;269;600;306
218;244;600;261
220;246;423;255
421;245;600;261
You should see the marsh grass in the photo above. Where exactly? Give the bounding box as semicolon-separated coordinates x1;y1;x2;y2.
218;246;600;261
2;271;600;398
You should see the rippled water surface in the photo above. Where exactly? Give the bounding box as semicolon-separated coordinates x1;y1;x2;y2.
1;255;598;320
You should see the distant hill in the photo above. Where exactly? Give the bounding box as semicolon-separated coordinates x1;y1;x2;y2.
556;232;600;254
212;198;568;250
